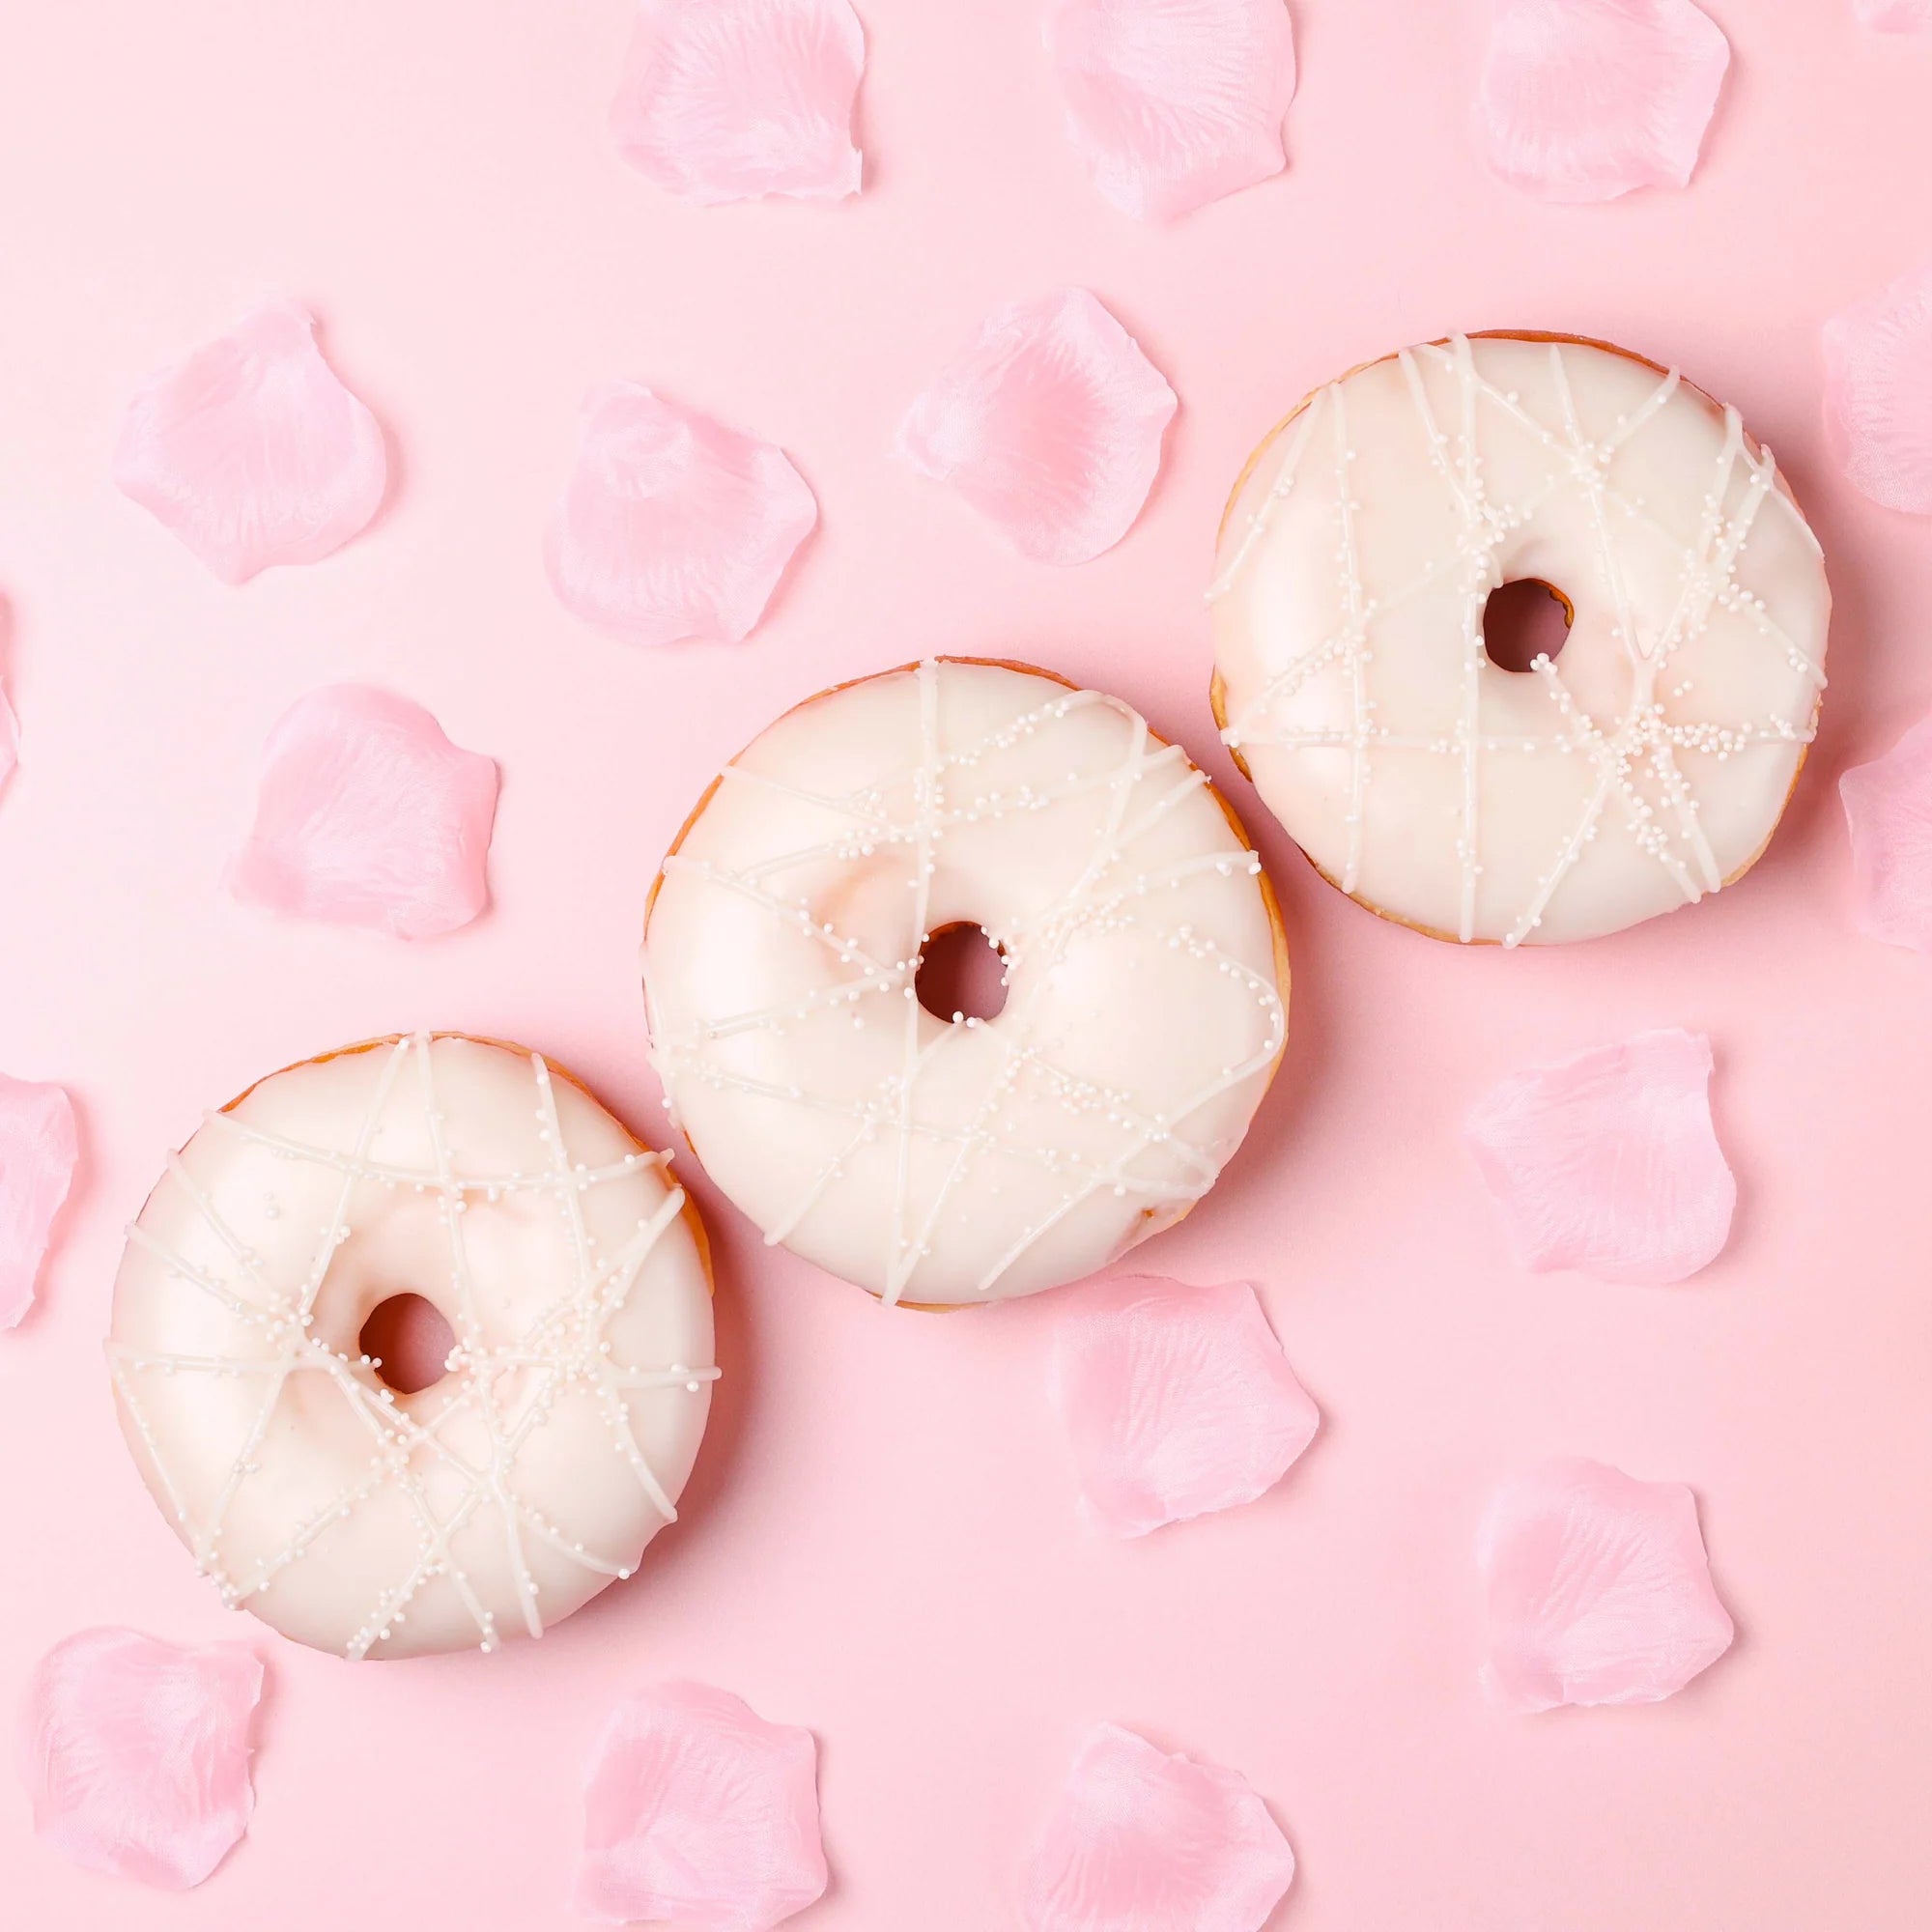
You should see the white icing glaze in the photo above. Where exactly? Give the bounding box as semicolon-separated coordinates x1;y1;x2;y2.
643;659;1287;1306
108;1034;715;1660
1210;334;1831;945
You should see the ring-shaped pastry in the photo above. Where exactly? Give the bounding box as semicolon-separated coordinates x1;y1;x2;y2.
1210;331;1831;945
644;658;1289;1306
109;1033;715;1659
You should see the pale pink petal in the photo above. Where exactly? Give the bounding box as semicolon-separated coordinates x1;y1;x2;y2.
1480;1459;1735;1713
0;1074;77;1329
229;685;497;940
576;1682;826;1931
1053;1277;1319;1538
1467;1028;1734;1286
1022;1723;1293;1932
1823;260;1932;515
22;1628;262;1889
1839;712;1932;948
611;0;864;204
1855;0;1932;29
897;289;1177;565
1046;0;1295;222
546;383;817;647
112;301;386;583
1478;0;1730;203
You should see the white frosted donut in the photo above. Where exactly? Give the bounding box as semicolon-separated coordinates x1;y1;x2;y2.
643;658;1288;1307
108;1033;716;1660
1210;332;1831;946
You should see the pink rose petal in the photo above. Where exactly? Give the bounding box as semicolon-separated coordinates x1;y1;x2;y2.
112;301;386;583
611;0;865;204
22;1628;261;1889
229;685;498;940
1467;1028;1735;1286
1823;260;1932;516
1478;0;1730;203
1840;712;1932;949
576;1682;826;1931
0;1074;77;1329
546;383;817;647
1045;0;1296;221
897;288;1177;565
1054;1277;1320;1538
1022;1723;1294;1932
1855;0;1932;28
1480;1459;1735;1713
0;678;16;797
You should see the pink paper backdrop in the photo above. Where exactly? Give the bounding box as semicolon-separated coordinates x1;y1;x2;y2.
2;3;1929;1926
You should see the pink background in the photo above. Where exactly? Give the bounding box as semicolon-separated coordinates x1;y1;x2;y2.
2;2;1929;1925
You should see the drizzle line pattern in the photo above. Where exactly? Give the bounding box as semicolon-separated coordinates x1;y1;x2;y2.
647;662;1286;1305
1212;335;1826;945
110;1034;717;1658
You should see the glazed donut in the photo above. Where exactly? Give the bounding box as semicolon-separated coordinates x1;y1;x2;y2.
108;1033;716;1660
643;658;1288;1307
1209;332;1831;946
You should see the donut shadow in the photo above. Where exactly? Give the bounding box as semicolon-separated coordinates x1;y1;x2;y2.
1772;444;1887;810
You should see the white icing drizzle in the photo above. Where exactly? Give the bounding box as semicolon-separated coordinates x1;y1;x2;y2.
1211;334;1829;946
108;1034;717;1659
644;661;1287;1306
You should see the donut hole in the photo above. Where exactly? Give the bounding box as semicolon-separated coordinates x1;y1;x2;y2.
915;922;1009;1024
1483;579;1574;674
358;1293;457;1395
